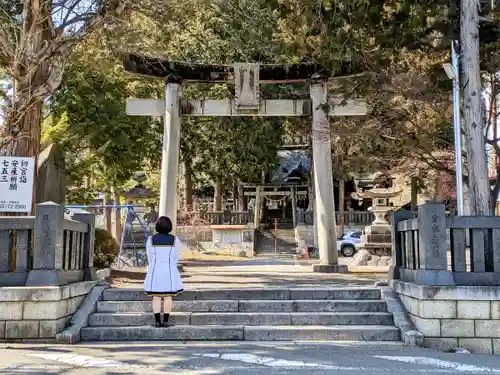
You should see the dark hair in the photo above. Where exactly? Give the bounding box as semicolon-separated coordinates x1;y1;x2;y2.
155;216;173;234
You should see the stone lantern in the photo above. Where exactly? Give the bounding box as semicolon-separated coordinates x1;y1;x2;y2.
351;172;402;267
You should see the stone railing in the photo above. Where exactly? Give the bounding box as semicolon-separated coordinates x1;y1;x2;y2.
303;210;374;226
391;201;500;286
0;216;34;287
0;202;96;287
391;202;500;354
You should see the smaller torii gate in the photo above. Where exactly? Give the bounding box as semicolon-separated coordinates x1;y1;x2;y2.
123;55;367;273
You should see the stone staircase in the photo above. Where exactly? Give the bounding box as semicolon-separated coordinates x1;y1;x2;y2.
255;228;297;255
80;287;401;341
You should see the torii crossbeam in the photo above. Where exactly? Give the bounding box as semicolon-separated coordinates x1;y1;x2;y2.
123;55;368;273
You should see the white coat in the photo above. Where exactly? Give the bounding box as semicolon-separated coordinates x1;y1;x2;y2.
143;234;184;296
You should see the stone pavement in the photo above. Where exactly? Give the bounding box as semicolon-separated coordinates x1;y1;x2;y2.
110;256;384;289
2;341;500;374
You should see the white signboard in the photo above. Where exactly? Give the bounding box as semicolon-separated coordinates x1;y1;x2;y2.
0;156;35;213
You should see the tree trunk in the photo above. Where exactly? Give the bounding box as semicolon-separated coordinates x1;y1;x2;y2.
495;89;500;214
1;100;44;158
214;180;222;211
411;176;418;213
492;83;498;215
0;0;126;215
0;1;64;214
461;0;492;215
338;180;345;236
238;180;246;210
232;182;239;211
103;193;113;233
308;164;315;211
184;162;193;210
10;101;43;214
113;189;122;242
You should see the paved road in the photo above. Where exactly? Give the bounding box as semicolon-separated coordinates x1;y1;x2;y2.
2;341;500;375
111;257;383;289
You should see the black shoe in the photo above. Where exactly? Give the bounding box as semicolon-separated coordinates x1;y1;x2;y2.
163;313;173;327
154;313;163;327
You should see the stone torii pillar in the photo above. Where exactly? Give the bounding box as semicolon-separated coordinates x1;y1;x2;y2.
123;55;367;271
310;75;344;273
159;76;182;226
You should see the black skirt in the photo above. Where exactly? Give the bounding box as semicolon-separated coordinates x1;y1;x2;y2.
144;289;184;297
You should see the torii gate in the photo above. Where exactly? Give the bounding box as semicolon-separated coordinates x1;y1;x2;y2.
123;54;367;273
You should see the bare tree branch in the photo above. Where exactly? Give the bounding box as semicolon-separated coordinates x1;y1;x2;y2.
0;0;131;160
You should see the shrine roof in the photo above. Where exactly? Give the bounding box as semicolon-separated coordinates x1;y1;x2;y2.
271;150;311;183
122;185;155;198
121;53;362;82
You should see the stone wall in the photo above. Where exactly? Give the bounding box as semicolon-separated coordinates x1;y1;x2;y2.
0;280;98;341
211;226;254;257
393;280;500;354
178;225;255;257
295;225;315;247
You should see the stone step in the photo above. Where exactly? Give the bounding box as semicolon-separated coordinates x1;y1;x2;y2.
260;230;295;233
89;312;394;326
258;239;294;242
260;239;296;242
255;244;297;251
256;241;297;249
243;325;400;341
256;246;296;250
81;325;243;341
257;242;296;247
256;243;296;249
258;235;295;240
238;300;387;313
256;249;297;253
80;325;400;341
90;312;191;326
255;253;298;257
97;300;387;313
259;237;296;241
97;300;239;313
102;288;382;301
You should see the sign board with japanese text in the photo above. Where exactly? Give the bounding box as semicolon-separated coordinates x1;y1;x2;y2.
0;156;35;213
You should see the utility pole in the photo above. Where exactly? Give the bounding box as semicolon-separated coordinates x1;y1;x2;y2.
461;0;492;215
494;91;499;215
497;93;500;215
492;0;499;215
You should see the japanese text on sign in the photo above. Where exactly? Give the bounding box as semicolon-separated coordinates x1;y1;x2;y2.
0;156;35;213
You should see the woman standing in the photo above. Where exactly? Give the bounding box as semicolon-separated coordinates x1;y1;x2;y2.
144;216;184;327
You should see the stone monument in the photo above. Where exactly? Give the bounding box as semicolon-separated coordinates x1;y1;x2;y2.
36;144;66;204
351;172;401;267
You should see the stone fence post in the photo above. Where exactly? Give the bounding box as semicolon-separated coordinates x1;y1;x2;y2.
414;201;453;285
247;209;254;223
25;202;97;286
26;202;65;286
389;209;412;281
72;210;97;281
297;207;305;225
417;202;447;269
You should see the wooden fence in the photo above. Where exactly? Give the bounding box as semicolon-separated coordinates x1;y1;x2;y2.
177;211;252;226
303;210;374;226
